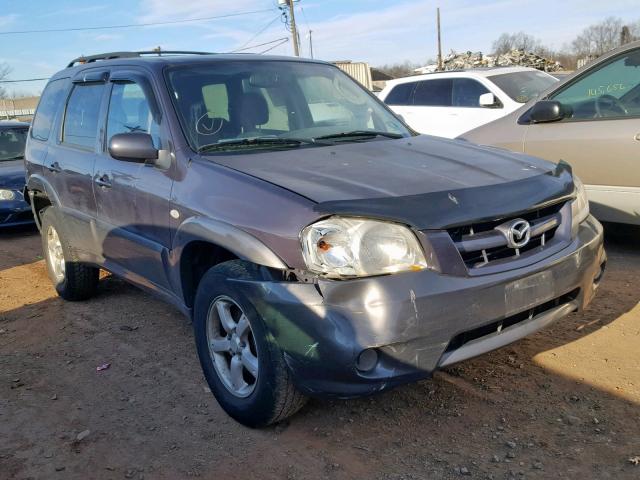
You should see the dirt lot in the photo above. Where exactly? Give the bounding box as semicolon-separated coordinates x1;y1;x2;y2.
1;223;639;480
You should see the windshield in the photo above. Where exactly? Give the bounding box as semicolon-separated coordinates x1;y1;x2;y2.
0;127;29;162
166;61;411;153
488;71;558;103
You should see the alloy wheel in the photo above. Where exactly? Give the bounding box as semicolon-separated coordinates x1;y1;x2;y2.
206;296;259;398
46;225;65;283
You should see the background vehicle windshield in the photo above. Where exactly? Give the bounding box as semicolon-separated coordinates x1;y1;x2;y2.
166;61;411;151
488;71;558;103
0;127;29;162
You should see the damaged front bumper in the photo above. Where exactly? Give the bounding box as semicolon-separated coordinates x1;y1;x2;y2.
237;216;605;398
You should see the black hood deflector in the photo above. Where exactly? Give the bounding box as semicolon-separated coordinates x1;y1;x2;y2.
314;162;575;230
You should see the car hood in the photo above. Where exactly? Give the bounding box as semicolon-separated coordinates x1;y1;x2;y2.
211;135;574;229
212;135;555;201
0;160;27;189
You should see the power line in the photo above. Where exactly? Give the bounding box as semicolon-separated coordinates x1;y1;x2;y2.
259;38;289;54
230;37;289;53
0;8;275;36
0;77;50;83
232;13;283;52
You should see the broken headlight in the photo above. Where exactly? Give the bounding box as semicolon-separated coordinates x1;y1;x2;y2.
300;217;428;278
571;176;589;229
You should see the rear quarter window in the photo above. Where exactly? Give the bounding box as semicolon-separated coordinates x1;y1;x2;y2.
31;78;67;142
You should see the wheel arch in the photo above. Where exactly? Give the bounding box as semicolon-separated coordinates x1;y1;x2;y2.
174;217;288;308
25;175;60;230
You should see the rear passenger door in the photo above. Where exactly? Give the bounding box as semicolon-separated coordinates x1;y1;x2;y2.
405;78;454;137
381;81;416;126
48;71;109;256
93;69;175;292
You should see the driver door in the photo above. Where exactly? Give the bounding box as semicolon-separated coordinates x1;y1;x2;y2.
523;47;640;222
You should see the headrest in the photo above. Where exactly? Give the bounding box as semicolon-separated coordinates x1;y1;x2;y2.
238;92;269;127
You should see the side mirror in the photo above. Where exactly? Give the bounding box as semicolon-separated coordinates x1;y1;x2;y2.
108;133;158;163
530;100;566;123
479;92;499;108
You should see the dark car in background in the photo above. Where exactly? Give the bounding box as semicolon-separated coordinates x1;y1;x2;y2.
25;52;605;427
0;121;32;227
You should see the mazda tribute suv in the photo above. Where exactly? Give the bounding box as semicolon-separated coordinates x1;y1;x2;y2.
24;51;606;427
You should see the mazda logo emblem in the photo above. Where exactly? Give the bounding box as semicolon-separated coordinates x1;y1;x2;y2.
497;218;531;249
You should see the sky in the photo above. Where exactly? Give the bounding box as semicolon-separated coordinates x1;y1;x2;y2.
1;0;639;96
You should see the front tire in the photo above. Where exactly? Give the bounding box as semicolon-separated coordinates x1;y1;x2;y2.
40;207;99;301
194;260;307;427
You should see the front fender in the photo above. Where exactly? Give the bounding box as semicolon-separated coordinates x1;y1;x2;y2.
172;216;288;270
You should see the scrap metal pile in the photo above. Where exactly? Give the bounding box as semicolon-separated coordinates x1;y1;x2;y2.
417;49;563;73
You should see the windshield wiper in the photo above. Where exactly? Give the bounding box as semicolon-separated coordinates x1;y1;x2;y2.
2;155;24;161
197;137;318;153
314;130;404;141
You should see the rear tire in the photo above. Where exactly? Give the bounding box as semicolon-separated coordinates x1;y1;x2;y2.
40;207;99;301
193;260;307;427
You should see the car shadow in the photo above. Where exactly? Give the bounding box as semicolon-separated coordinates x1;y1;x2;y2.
0;224;40;270
1;222;639;478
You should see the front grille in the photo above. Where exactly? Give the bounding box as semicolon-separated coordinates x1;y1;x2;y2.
448;202;565;270
444;288;580;354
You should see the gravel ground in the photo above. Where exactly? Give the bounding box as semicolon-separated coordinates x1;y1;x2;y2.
1;223;639;480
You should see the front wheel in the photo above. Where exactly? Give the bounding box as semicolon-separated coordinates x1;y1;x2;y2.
193;260;307;427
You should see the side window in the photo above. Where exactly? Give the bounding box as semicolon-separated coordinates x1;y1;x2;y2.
107;82;161;148
552;49;640;120
31;79;67;142
452;78;490;107
384;82;415;106
62;84;104;149
413;79;452;107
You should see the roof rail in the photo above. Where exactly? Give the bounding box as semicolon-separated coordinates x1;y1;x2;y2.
67;50;215;68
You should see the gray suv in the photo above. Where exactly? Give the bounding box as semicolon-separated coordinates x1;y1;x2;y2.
25;51;606;427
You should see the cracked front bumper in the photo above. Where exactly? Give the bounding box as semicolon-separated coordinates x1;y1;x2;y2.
240;216;605;398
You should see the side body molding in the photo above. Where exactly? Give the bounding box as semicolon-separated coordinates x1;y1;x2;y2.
172;216;289;270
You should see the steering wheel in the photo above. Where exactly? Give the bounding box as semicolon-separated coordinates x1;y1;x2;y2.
594;94;628;118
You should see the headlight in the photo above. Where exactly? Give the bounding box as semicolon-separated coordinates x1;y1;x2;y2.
0;189;16;201
571;176;589;228
301;217;428;278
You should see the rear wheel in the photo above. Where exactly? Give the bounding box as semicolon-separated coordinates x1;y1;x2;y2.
40;207;99;301
194;260;307;427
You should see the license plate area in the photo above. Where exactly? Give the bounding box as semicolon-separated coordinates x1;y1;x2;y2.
505;271;555;317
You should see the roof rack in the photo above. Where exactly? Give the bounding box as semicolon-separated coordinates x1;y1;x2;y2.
67;50;215;68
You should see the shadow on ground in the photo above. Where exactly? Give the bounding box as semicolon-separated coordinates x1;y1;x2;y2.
1;223;638;479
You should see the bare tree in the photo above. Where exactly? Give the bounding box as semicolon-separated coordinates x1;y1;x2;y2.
629;20;640;40
375;61;423;79
492;32;543;55
571;17;624;57
0;63;11;99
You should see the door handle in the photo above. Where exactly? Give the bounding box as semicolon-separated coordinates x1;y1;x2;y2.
95;174;112;189
47;161;61;173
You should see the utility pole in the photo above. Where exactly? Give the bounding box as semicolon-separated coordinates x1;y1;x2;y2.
286;0;300;57
436;7;443;71
308;30;314;58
